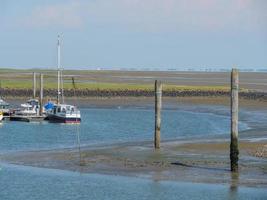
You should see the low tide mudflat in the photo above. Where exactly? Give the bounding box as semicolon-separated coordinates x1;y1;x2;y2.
3;136;267;187
1;69;267;91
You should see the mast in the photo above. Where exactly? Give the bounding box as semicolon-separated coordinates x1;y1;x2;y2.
61;69;65;104
57;35;61;104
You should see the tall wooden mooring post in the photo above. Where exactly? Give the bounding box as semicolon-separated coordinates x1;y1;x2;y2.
154;80;162;149
230;68;239;172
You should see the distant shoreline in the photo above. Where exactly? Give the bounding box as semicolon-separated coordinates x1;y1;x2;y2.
1;88;267;101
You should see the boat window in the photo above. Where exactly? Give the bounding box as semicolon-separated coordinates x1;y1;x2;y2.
62;108;66;113
57;107;61;113
53;107;56;114
71;107;75;112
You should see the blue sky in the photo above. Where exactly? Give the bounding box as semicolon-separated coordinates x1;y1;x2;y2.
0;0;266;70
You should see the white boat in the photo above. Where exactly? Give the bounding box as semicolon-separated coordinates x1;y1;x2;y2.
0;111;3;121
47;104;81;123
47;35;81;123
15;99;39;116
0;98;10;116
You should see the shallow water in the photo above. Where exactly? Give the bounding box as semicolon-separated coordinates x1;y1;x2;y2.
0;106;249;152
0;163;266;200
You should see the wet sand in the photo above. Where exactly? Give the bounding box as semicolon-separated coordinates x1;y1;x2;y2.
6;95;264;107
78;96;267;107
2;137;267;187
2;70;267;91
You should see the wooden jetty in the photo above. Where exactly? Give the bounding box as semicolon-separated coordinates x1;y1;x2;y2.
9;115;46;122
8;73;47;123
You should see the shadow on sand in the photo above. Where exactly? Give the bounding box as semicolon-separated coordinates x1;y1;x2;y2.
171;161;230;172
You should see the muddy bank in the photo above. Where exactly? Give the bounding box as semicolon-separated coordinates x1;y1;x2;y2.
1;138;267;187
1;88;267;101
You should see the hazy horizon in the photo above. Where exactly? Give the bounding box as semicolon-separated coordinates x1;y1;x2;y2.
2;66;267;72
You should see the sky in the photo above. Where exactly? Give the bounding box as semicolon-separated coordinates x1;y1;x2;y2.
0;0;266;70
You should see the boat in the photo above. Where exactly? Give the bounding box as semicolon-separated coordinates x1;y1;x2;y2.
15;99;40;116
9;99;48;122
47;104;81;123
0;98;10;116
0;111;3;121
47;35;81;123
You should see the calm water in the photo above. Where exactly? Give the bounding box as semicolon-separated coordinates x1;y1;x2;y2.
0;163;266;200
0;105;266;200
0;106;249;152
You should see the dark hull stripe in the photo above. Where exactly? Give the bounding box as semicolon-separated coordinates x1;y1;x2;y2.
48;115;81;123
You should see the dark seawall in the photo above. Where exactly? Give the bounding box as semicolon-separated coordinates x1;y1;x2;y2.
1;88;267;101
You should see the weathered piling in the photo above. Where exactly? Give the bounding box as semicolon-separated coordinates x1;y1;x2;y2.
230;68;239;172
33;72;36;99
154;80;162;149
39;73;43;116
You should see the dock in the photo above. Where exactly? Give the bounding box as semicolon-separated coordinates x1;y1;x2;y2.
9;115;47;122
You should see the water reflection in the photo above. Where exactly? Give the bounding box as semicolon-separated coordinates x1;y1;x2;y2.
229;172;239;200
1;163;266;200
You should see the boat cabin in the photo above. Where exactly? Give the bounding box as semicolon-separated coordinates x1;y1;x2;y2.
48;104;81;123
52;104;80;115
16;99;40;116
0;98;9;109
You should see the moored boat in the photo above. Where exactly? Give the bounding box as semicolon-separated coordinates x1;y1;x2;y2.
47;35;81;124
0;98;10;116
15;99;39;116
47;104;81;123
0;111;3;121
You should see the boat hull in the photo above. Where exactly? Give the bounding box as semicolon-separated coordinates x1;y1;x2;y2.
47;115;81;124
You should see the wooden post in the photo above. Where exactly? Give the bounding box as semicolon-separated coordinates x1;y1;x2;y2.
154;80;162;149
230;68;239;172
39;73;43;116
33;72;36;99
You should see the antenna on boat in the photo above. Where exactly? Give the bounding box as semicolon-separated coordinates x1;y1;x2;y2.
57;35;61;104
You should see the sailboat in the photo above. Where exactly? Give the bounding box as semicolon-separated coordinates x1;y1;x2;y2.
46;35;81;123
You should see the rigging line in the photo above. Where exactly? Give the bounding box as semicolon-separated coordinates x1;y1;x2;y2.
72;77;83;166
